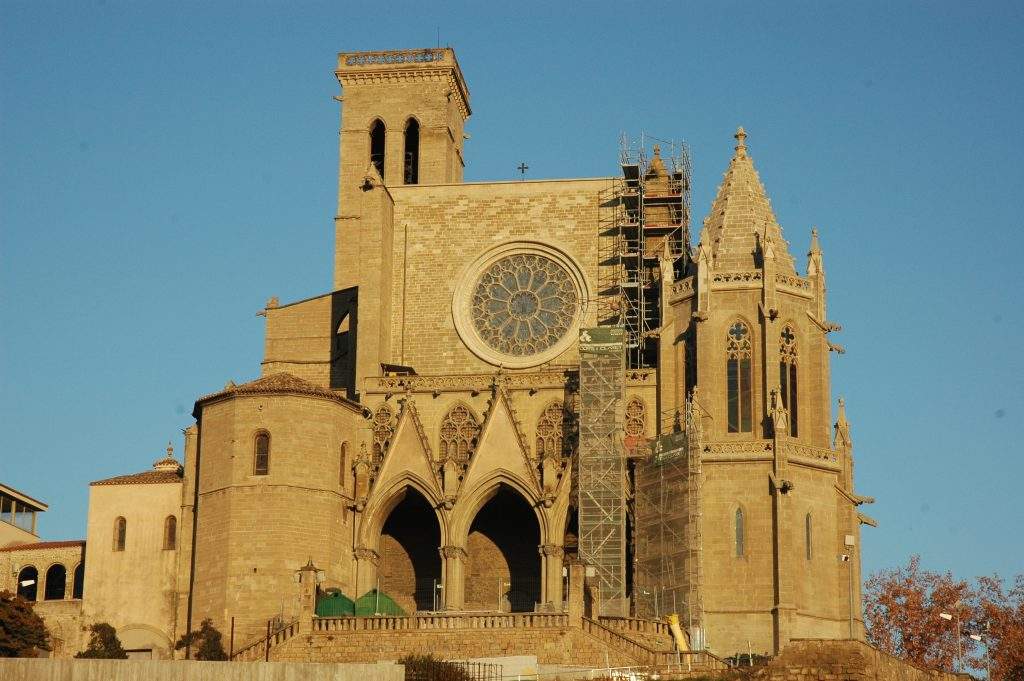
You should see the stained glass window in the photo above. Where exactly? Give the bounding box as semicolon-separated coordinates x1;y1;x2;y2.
471;254;578;357
727;321;753;433
779;326;798;437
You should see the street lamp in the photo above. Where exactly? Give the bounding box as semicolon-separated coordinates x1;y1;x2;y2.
940;609;962;673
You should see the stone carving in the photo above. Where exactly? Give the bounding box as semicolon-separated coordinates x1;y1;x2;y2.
471;253;578;357
353;547;380;566
439;545;468;561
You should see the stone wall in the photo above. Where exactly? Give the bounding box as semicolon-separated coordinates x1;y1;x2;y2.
271;624;641;668
758;639;969;681
0;658;403;681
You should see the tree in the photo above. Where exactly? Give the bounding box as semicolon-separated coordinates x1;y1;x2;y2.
0;590;50;657
174;618;227;661
75;622;127;659
863;555;976;671
974;574;1024;681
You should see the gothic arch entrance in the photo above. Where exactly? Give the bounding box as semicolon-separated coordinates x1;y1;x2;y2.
379;487;442;613
464;485;541;612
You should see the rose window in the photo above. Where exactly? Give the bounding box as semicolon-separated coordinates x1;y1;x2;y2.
470;254;578;357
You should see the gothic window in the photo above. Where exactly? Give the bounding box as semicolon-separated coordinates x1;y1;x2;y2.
44;564;66;600
254;431;270;476
372;406;395;458
439;404;479;462
471;254;578;357
369;119;386;180
735;507;745;557
805;512;813;561
624;397;646;438
163;516;177;550
113;516;126;552
72;563;84;599
536;402;569;459
17;566;38;601
404;118;419;184
726;321;753;433
779;325;798;437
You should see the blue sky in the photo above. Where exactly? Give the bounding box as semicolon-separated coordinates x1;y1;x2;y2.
2;2;1022;584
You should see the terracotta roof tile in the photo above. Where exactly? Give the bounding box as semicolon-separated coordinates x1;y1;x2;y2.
90;469;183;486
0;540;85;553
193;372;361;415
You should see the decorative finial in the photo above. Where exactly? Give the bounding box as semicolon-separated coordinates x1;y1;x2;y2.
166;441;174;458
734;126;747;151
652;144;661;156
266;296;279;309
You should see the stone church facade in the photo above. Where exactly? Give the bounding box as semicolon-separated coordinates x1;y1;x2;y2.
3;47;875;662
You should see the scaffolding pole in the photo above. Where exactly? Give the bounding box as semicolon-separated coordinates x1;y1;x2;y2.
577;326;627;616
597;133;692;369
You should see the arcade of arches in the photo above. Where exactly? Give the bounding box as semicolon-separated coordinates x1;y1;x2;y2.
373;483;553;613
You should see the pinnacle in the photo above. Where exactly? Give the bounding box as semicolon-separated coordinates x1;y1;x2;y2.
700;127;796;274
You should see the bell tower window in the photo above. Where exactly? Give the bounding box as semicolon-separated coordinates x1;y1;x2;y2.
404;118;420;184
726;321;753;433
369;119;386;181
779;325;798;437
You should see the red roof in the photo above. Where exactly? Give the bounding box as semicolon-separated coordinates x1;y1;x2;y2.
90;469;183;486
0;540;85;553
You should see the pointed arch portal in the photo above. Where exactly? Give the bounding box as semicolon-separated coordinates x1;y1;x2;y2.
465;485;541;612
379;486;442;613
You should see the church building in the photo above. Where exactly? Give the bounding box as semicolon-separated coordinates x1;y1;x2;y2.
1;47;875;663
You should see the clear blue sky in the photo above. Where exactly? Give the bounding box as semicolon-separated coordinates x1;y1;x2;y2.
2;2;1021;584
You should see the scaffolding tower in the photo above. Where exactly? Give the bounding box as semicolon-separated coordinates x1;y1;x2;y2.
634;399;705;646
576;326;628;616
598;134;692;369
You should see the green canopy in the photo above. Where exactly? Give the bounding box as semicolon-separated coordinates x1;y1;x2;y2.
354;588;406;616
316;589;355;617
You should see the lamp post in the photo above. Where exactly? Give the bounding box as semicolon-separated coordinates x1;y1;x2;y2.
940;607;962;673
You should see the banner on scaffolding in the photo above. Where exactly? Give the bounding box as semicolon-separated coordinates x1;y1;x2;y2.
578;326;624;356
650;431;687;465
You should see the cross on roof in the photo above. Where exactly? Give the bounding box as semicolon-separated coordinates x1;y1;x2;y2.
517;162;529;180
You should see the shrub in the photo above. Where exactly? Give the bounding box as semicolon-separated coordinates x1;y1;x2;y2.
75;623;127;659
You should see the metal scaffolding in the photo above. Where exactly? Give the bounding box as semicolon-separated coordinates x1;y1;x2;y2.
598;133;692;369
576;326;627;616
633;399;705;646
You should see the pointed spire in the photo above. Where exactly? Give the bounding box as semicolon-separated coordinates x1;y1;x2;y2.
807;227;824;276
702;127;797;273
833;397;852;449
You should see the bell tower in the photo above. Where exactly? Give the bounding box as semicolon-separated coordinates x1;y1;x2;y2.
333;48;471;290
665;128;866;655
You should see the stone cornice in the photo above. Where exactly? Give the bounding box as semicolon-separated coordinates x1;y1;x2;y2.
335;48;471;118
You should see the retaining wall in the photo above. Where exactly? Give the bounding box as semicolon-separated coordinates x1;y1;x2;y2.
0;659;403;681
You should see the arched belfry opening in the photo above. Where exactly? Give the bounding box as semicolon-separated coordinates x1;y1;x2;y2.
404;118;420;185
379;487;441;613
369;119;386;181
465;485;541;612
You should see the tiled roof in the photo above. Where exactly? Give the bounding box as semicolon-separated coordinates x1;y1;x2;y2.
90;469;183;486
701;127;797;274
193;372;361;415
0;540;85;553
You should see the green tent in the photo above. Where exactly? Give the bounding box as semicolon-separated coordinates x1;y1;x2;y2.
354;589;406;616
316;589;355;617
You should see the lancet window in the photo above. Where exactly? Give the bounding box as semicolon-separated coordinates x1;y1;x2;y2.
779;325;798;437
439;404;479;462
113;516;126;552
369;119;386;180
163;516;177;551
735;507;745;557
726;321;753;433
254;431;270;475
805;512;813;561
372;406;395;459
404;118;420;184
